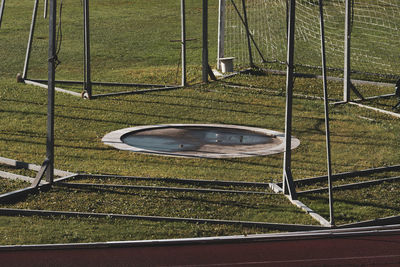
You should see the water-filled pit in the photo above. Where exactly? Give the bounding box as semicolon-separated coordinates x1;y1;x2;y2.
102;124;300;158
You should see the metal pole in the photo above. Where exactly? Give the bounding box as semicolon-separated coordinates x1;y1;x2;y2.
46;0;56;184
22;0;40;80
282;0;297;200
44;0;48;18
241;0;254;67
181;0;187;86
229;0;266;63
202;0;209;83
0;0;5;28
83;0;92;98
217;0;226;70
343;0;351;102
319;0;334;226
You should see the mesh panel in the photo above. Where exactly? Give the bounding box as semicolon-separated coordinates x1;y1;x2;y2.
223;0;400;79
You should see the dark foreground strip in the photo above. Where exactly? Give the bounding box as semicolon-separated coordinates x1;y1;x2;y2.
0;225;399;267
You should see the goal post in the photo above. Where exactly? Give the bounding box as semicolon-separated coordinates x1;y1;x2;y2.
218;0;400;100
20;0;189;99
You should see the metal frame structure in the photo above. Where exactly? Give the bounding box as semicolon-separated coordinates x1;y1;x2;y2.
1;158;400;231
0;0;399;234
282;0;400;226
217;0;398;108
20;0;190;99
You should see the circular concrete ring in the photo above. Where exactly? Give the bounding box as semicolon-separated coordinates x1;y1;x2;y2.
102;124;300;159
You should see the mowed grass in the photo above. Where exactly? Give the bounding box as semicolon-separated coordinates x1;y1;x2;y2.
0;0;399;245
1;73;399;244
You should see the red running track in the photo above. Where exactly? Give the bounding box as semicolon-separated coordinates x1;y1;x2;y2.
1;225;400;266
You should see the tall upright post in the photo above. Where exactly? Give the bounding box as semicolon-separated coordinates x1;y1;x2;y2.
0;0;5;28
44;0;48;18
181;0;187;86
241;0;254;67
319;0;334;226
23;0;40;80
202;0;209;83
343;0;351;102
282;0;297;200
83;0;92;98
217;0;226;70
46;0;56;183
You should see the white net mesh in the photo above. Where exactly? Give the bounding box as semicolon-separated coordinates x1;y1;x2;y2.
222;0;400;79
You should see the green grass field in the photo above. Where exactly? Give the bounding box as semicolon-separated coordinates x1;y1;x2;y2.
0;0;399;245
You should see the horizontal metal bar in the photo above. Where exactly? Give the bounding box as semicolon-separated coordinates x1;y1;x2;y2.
221;83;339;102
297;176;400;195
79;174;271;188
27;79;84;85
0;171;34;183
331;100;348;106
348;102;400;119
0;185;50;203
24;80;82;97
352;93;396;102
0;156;76;177
277;165;400;187
0;208;327;231
338;215;400;229
26;79;174;88
169;37;197;42
91;86;183;98
91;81;174;88
261;68;396;88
56;182;277;195
54;174;79;183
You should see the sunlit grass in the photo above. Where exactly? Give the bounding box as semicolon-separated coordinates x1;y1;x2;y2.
0;0;399;245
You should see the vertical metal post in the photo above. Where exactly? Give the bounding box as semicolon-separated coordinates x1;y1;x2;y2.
282;0;297;200
46;0;56;184
0;0;5;28
319;0;334;226
241;0;254;67
217;0;226;70
181;0;187;86
202;0;209;83
44;0;48;18
22;0;40;80
343;0;351;102
83;0;92;98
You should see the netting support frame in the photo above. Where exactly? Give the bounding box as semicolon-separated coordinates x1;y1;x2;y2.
282;0;297;201
20;0;187;99
46;0;57;184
